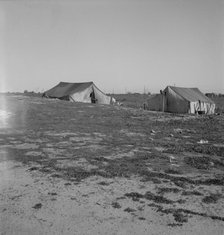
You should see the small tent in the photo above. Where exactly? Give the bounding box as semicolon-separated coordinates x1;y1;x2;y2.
147;86;215;114
43;82;114;105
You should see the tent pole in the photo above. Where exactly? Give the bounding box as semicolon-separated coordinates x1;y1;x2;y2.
160;90;164;112
162;92;164;112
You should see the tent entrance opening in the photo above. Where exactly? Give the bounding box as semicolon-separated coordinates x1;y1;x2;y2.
90;91;97;103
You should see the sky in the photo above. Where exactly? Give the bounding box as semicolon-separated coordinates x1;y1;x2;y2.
0;0;223;94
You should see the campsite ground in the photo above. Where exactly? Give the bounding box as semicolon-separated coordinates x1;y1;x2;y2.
0;93;224;235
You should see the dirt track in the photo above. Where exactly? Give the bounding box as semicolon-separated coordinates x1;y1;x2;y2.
0;94;224;234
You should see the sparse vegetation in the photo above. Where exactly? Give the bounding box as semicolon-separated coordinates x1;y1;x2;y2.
1;93;224;233
112;93;149;108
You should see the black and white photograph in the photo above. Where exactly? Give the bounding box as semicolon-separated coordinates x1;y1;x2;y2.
0;0;224;234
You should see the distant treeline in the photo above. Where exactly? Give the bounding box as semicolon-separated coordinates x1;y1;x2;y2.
205;93;224;98
22;90;43;97
11;90;223;98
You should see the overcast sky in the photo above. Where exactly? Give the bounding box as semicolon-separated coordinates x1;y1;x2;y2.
0;0;223;94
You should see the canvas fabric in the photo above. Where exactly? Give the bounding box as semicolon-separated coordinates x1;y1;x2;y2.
70;86;93;103
164;86;215;114
92;84;111;105
190;101;215;114
44;82;112;105
164;86;190;113
147;86;215;114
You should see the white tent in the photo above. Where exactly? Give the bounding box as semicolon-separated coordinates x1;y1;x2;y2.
147;86;215;114
44;82;114;105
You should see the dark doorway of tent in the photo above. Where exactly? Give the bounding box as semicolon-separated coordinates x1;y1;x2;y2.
90;91;97;104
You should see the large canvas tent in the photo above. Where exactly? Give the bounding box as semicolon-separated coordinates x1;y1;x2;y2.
147;86;215;114
43;82;114;105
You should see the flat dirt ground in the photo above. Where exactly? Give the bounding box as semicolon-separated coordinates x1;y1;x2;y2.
0;94;224;235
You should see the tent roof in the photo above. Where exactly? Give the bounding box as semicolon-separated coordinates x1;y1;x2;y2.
45;82;93;98
166;86;214;103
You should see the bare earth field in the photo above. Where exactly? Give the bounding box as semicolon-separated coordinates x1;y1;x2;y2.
0;94;224;235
